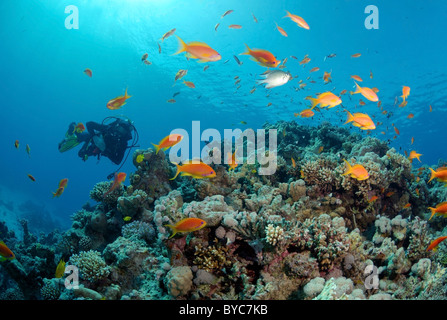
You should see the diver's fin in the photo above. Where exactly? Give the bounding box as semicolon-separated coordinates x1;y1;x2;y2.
58;135;80;153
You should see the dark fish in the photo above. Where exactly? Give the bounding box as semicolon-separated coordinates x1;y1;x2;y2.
173;92;180;97
160;28;176;41
324;53;337;61
223;59;230;64
252;13;258;23
221;10;234;18
233;55;242;65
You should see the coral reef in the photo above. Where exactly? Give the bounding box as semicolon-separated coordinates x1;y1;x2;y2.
1;121;447;300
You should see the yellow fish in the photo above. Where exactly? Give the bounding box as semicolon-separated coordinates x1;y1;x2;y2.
136;154;144;163
55;259;66;278
123;216;132;222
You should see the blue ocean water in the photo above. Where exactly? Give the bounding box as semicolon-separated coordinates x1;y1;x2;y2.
0;0;446;235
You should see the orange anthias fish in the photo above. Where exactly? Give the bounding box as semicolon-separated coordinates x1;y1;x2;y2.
183;80;195;88
160;28;176;41
240;44;281;68
428;167;447;183
52;187;65;198
427;236;447;252
14;140;19;149
0;241;15;261
175;69;188;82
399;100;408;108
351;82;379;102
300;56;311;65
107;88;131;110
221;9;234;18
408;150;422;163
306;92;342;109
295;108;315;118
84;68;92;77
342;159;369;181
27;174;36;182
170;160;216;180
165;217;207;239
351;75;363;82
173;35;221;63
428;202;447;221
401;86;410;101
229;24;242;29
323;71;332;83
73;123;85;133
344;111;376;130
103;172;126;198
252;13;258;23
351;53;361;58
275;23;288;37
151;134;183;154
284;11;310;29
291;157;296;168
227;149;238;171
368;195;379;203
59;178;68;189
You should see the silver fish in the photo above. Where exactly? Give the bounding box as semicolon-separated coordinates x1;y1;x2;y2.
257;70;292;89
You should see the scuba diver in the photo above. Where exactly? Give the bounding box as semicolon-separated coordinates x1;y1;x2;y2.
58;116;139;166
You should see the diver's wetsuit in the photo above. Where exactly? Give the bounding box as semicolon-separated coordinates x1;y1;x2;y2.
76;119;133;165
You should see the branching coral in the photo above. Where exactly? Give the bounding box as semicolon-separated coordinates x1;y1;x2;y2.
265;224;285;246
292;214;350;270
89;181;124;207
193;242;233;273
68;250;110;283
301;158;340;195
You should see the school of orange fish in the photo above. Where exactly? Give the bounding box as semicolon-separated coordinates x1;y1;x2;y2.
2;9;445;261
